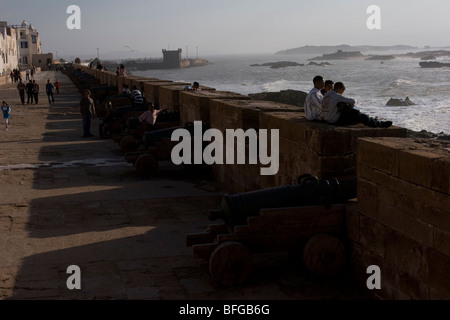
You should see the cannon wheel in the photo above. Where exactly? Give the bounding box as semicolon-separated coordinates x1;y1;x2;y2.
119;135;138;153
302;233;347;277
135;154;159;178
209;241;254;288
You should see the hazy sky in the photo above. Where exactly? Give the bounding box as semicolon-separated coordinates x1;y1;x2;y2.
1;0;449;59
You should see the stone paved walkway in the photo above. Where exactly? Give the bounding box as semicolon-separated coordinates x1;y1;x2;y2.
0;70;374;301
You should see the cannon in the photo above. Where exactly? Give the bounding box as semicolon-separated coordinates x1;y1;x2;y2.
209;174;357;231
186;174;357;288
133;122;209;177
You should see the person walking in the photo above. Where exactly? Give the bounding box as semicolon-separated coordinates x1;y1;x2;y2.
32;80;39;104
26;80;34;104
17;79;26;105
1;101;11;130
54;79;61;94
25;67;30;81
79;90;96;138
46;79;55;104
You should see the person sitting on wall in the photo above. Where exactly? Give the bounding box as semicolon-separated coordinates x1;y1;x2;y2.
131;86;145;105
321;80;334;95
184;81;200;91
304;75;325;121
321;81;392;128
122;84;132;97
118;64;127;76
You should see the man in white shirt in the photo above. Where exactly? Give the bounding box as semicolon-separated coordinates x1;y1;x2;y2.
322;82;392;128
304;76;325;121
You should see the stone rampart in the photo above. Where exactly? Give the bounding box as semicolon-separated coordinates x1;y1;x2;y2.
72;64;450;298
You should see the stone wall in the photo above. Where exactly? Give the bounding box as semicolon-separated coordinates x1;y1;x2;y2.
350;137;450;299
72;65;450;299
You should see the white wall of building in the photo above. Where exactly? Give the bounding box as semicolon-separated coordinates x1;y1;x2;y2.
0;22;20;75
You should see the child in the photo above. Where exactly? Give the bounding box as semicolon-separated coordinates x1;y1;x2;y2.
1;101;11;130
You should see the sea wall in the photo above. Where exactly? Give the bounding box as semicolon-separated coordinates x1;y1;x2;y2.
349;137;450;299
71;64;450;299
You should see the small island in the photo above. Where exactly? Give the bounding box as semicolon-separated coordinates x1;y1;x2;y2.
250;61;304;68
251;61;330;68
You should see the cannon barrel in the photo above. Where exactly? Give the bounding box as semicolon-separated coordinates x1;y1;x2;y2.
209;175;357;230
142;122;207;147
113;104;149;118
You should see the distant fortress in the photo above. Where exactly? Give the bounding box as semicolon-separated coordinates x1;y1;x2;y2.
104;49;211;71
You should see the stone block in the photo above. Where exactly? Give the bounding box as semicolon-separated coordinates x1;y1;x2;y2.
357;138;402;176
431;155;450;195
142;81;174;106
425;248;450;298
378;202;433;247
399;149;441;189
433;227;450;257
159;85;216;112
360;215;386;258
356;178;379;218
385;229;424;277
179;91;250;125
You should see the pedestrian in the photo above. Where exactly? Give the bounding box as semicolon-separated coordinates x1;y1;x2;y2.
10;71;14;83
17;79;26;105
14;70;19;83
1;101;11;130
46;79;55;104
32;80;39;104
25;67;30;81
26;80;34;104
31;66;35;79
79;90;96;138
54;79;61;94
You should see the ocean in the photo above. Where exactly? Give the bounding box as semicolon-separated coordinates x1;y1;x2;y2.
132;51;450;135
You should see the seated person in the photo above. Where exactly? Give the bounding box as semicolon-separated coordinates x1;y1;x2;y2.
304;75;325;121
321;80;334;95
321;82;392;128
131;86;145;105
184;81;200;91
122;84;132;97
138;103;163;127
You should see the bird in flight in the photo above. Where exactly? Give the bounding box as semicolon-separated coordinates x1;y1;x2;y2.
125;46;138;53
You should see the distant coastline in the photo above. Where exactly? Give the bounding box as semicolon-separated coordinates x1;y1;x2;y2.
276;44;420;55
307;49;450;61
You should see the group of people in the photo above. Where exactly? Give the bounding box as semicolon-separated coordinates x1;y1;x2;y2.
16;79;61;105
9;69;22;83
304;75;392;128
10;66;37;83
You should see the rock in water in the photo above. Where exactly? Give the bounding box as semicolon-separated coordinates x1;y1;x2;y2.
386;97;416;106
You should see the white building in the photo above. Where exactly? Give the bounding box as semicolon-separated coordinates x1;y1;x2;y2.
13;20;42;68
0;21;20;76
